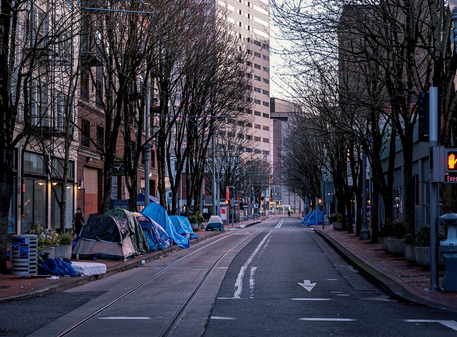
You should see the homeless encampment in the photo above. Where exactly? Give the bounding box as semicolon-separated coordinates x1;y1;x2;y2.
132;212;173;251
107;208;149;254
142;203;190;248
300;210;323;227
205;215;225;231
169;215;198;240
73;214;136;259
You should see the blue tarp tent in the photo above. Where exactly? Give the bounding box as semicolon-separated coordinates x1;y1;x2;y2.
137;193;160;206
169;216;198;240
300;210;323;227
141;203;190;249
132;212;172;251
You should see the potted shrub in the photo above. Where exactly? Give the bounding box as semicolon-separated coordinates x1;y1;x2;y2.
54;233;73;260
187;214;200;231
387;220;407;256
379;219;396;252
414;224;446;269
331;212;343;230
403;233;416;264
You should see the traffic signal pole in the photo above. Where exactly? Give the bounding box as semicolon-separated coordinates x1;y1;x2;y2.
428;87;440;291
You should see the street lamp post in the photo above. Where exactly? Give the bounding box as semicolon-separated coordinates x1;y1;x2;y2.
360;151;371;240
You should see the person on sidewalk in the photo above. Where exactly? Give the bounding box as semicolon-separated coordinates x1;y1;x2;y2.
288;210;291;217
74;208;85;236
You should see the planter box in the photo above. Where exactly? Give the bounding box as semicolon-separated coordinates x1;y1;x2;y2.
332;222;343;230
404;244;416;264
415;246;445;269
54;245;72;260
190;222;199;231
40;246;55;259
388;238;404;256
381;237;394;252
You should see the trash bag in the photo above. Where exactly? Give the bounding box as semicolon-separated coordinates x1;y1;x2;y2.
41;258;78;277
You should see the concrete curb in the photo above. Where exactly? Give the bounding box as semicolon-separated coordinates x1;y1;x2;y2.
239;220;261;228
314;228;457;313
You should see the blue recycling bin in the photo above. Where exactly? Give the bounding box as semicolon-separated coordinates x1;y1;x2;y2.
439;214;457;291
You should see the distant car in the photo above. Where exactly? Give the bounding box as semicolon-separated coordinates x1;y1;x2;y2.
205;215;225;231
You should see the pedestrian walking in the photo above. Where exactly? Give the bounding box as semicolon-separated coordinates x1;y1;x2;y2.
74;207;85;236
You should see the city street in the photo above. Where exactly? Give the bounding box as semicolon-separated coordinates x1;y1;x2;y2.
2;217;457;336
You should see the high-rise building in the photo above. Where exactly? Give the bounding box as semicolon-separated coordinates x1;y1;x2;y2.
219;0;271;157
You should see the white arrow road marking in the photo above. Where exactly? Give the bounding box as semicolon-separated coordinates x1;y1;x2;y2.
299;318;356;322
99;317;151;320
233;233;271;299
298;280;317;292
404;320;457;331
211;316;237;320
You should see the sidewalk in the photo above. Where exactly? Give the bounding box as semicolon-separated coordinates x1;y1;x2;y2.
315;225;457;312
0;217;262;303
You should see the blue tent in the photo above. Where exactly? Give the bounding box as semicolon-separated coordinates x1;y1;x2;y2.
141;203;190;249
300;210;323;227
169;216;198;240
132;212;172;251
137;193;160;206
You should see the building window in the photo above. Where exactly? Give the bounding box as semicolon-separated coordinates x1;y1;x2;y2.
254;87;261;93
263;113;270;118
254;99;261;104
247;49;252;55
254;40;261;46
254;63;261;69
254;124;261;129
263;55;269;61
263;66;269;73
254;75;261;81
263;101;269;107
246;135;252;140
263;125;269;131
97;126;104;150
96;80;103;107
239;9;242;14
246;73;253;79
263;43;270;50
246;109;252;114
80;69;89;99
82;119;90;147
263;89;269;95
254;136;261;142
254;110;261;116
254;52;261;58
246;61;252;67
263;138;269;143
263;78;270;84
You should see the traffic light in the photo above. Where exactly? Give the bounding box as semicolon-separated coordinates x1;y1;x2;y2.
318;198;322;205
417;92;429;142
225;199;230;206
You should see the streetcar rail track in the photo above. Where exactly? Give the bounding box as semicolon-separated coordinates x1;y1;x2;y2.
53;231;253;337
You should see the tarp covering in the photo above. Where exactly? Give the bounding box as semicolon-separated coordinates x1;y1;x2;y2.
142;203;190;248
41;258;78;277
136;193;159;205
79;214;129;243
107;208;149;254
132;212;172;251
300;210;323;227
169;216;198;240
73;237;135;259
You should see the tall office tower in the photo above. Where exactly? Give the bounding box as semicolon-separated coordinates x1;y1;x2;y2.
219;0;271;158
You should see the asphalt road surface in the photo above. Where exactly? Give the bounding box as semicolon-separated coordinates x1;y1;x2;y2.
2;217;457;337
